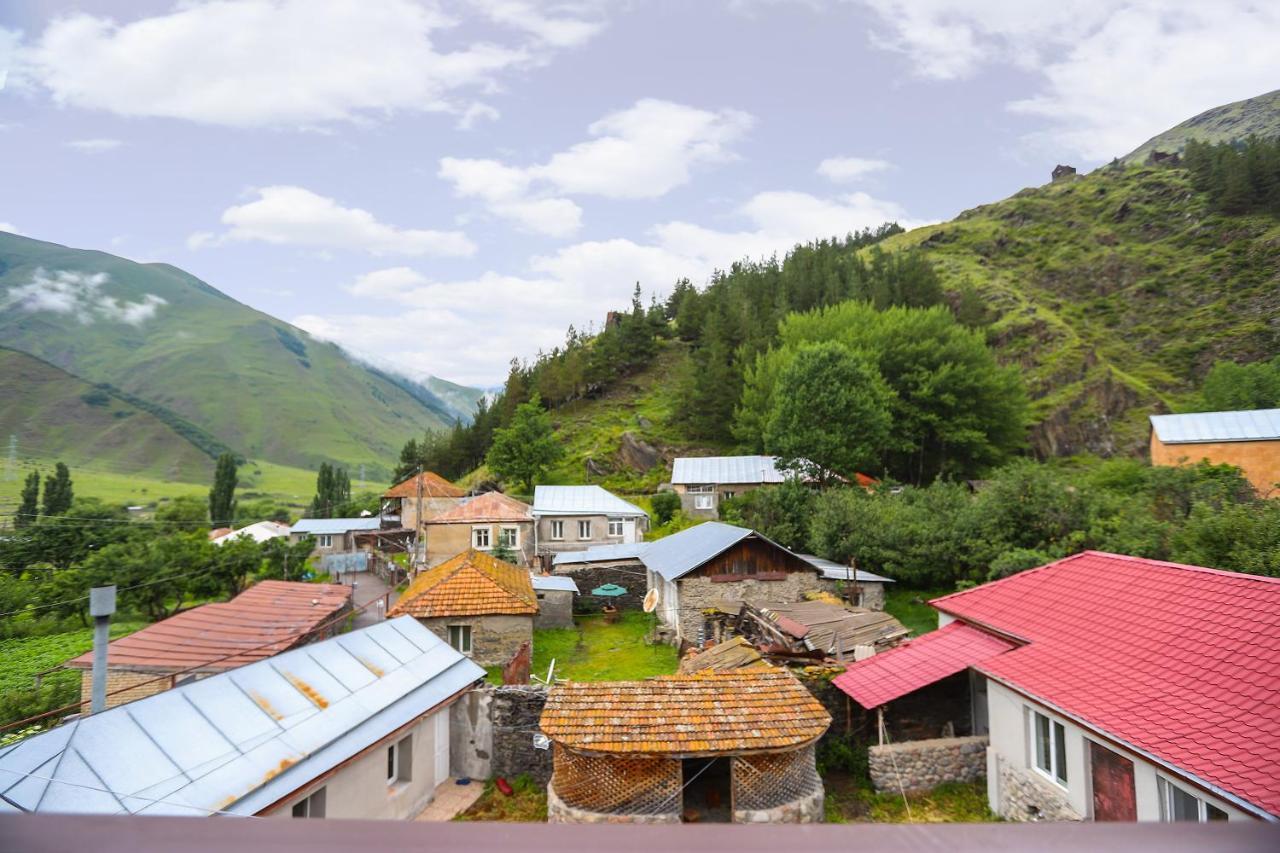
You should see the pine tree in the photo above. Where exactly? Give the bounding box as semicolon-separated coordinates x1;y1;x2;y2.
16;470;40;528
41;463;73;517
208;453;238;527
310;463;335;518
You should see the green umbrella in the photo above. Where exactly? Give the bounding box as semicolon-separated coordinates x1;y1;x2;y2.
591;583;627;597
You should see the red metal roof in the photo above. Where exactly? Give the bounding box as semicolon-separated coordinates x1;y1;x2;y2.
932;551;1280;819
68;580;352;672
832;621;1015;710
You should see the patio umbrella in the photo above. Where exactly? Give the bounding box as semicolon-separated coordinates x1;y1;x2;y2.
591;583;627;597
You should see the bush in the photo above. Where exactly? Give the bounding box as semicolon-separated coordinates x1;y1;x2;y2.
649;491;681;526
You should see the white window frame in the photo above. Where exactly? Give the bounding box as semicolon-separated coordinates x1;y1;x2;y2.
1157;777;1229;822
607;518;624;538
694;494;714;510
448;624;472;655
723;490;736;501
316;534;333;548
577;519;592;540
550;520;564;540
499;526;520;549
472;526;491;550
1030;708;1068;787
291;787;326;818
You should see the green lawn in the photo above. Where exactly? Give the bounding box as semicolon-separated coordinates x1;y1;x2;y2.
825;777;997;823
487;611;679;684
884;586;953;636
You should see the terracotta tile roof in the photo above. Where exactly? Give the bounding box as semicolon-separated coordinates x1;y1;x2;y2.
540;669;830;755
928;551;1280;819
832;621;1016;710
68;580;352;672
426;491;532;524
382;471;466;499
389;549;537;618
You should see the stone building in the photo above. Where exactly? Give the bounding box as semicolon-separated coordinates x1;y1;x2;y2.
669;455;792;519
381;471;467;533
796;554;895;610
66;580;352;709
531;485;649;558
541;669;830;824
422;491;535;568
531;574;577;629
389;549;537;666
1149;409;1279;498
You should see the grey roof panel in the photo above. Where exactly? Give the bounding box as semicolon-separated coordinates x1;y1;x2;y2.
797;554;896;584
289;517;381;535
671;455;789;485
531;485;647;517
552;543;648;566
639;522;755;582
1150;409;1280;443
531;575;579;593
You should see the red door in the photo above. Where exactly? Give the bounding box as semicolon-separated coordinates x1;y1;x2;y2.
1090;741;1137;821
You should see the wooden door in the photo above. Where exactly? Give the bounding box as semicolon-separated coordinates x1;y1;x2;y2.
1090;741;1137;821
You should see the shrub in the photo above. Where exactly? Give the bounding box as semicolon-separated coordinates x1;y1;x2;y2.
649;491;681;525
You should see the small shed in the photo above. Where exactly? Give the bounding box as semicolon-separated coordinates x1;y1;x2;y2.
1149;409;1280;498
540;670;830;824
530;574;578;629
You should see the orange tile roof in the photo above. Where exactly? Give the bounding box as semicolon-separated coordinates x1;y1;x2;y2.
382;471;466;499
389;549;537;618
68;580;352;672
540;669;830;756
426;491;532;524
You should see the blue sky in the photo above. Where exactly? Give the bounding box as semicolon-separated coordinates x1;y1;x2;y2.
1;0;1277;386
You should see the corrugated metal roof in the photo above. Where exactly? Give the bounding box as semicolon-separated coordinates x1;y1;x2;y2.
289;517;381;535
0;617;483;816
531;486;647;517
671;455;789;485
531;575;579;593
552;543;648;567
637;522;756;582
1150;408;1280;443
797;554;896;584
211;521;291;546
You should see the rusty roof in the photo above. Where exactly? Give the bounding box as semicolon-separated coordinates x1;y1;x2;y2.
678;637;772;674
426;491;532;524
540;669;829;756
382;471;466;499
68;581;352;673
389;549;537;618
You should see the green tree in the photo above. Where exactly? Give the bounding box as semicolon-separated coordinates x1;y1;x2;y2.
260;536;315;582
208;453;238;527
649;491;682;526
1200;356;1280;411
486;395;563;493
41;463;73;517
309;463;352;518
159;495;211;527
763;342;894;482
721;479;816;551
15;470;40;529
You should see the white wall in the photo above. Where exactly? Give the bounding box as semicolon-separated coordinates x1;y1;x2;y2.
985;678;1251;822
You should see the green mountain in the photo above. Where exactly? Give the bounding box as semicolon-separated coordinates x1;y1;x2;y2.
0;233;473;480
1122;88;1280;164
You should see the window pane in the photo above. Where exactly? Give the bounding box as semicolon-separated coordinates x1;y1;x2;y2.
1052;721;1067;784
292;800;308;818
1168;784;1200;821
1206;803;1228;821
1034;713;1050;772
387;745;396;781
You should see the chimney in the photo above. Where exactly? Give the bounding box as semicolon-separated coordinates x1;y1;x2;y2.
89;585;117;714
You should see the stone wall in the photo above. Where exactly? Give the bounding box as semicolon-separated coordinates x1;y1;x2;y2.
868;735;988;793
556;562;647;612
534;588;574;629
491;684;553;784
420;614;533;667
992;751;1082;822
674;571;822;643
813;578;887;611
733;786;825;824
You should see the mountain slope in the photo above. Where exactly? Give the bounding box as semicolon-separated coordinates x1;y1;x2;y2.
1122;89;1280;164
0;233;468;479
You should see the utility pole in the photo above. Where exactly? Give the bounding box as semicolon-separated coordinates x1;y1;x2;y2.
359;463;366;492
414;466;424;570
89;585;117;714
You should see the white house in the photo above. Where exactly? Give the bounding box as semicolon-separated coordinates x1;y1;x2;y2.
211;520;292;546
530;485;648;557
0;617;484;820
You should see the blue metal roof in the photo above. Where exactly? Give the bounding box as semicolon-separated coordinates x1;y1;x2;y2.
531;485;647;517
1150;409;1280;443
289;517;381;535
0;617;483;816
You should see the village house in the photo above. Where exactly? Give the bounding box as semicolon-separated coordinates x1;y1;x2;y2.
540;669;830;824
388;549;537;666
65;580;351;709
381;471;468;531
833;551;1280;823
670;455;793;518
531;574;577;630
531;485;649;559
289;517;381;556
727;599;909;661
1149;408;1280;497
796;554;895;610
422;491;535;568
210;519;291;546
0;618;484;820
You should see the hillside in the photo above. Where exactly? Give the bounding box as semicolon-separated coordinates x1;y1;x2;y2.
1122;89;1280;164
0;233;474;480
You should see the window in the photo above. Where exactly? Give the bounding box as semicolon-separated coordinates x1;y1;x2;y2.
291;787;326;818
550;520;564;540
577;520;592;540
316;534;333;548
607;518;624;537
499;526;520;549
472;526;491;549
723;491;736;501
387;735;412;785
694;494;714;510
1031;709;1067;786
1158;778;1229;822
448;624;472;654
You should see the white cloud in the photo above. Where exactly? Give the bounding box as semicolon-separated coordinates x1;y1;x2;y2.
817;156;891;183
856;1;1280;161
66;138;123;152
2;268;166;325
475;0;608;48
191;185;476;257
13;0;547;128
0;222;22;235
456;101;501;130
438;156;582;237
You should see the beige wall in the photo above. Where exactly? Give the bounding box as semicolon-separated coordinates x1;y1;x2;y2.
267;707;448;820
399;497;467;533
1151;434;1280;498
424;520;535;568
76;668;174;710
672;483;769;519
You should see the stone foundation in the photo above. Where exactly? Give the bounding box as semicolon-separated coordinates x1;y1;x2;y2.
546;784;680;824
992;751;1081;822
869;735;988;793
733;785;825;823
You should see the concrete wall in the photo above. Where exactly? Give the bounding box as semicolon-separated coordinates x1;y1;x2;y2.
450;688;493;781
665;570;823;643
419;614;533;668
534;588;574;629
424;520;535;568
399;496;466;533
985;678;1250;822
268;707;447;820
1151;434;1279;498
535;514;647;554
446;684;552;784
869;735;988;794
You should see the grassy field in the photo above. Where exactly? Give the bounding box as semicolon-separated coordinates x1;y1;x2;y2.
825;776;996;823
486;611;679;684
884;586;952;636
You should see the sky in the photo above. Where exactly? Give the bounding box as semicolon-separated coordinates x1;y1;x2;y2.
1;0;1277;387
